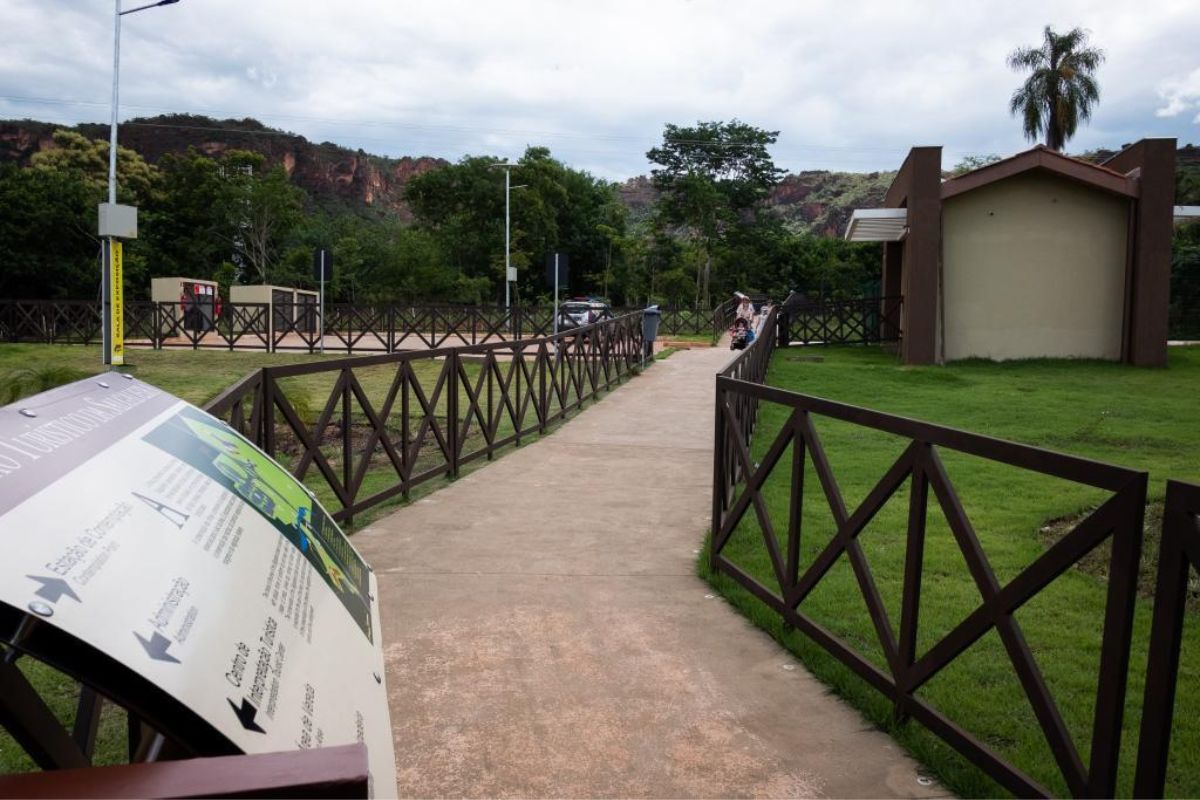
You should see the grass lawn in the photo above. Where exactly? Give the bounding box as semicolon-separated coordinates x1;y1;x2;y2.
0;344;351;407
0;343;637;774
702;344;1200;798
658;332;717;344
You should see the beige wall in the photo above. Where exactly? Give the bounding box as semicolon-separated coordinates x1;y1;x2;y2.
149;277;217;304
941;171;1130;361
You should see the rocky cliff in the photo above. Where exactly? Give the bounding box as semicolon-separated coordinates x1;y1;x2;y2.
0;115;446;218
0;114;894;233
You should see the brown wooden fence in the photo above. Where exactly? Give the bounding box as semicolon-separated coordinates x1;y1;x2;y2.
1134;479;1200;798
712;312;1193;797
778;295;904;346
204;311;646;523
1;300;713;352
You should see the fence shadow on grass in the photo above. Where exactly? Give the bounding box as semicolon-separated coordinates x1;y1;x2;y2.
711;310;1200;798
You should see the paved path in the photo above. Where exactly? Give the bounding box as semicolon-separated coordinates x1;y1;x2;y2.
355;347;947;799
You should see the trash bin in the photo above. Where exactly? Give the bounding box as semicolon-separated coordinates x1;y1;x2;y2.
642;305;661;363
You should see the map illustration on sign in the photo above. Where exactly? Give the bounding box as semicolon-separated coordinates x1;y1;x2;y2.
142;406;372;639
0;376;395;794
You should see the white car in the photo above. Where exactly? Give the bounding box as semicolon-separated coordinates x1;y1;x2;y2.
559;300;612;330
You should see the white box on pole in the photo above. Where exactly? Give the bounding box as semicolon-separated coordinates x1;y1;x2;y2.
98;203;138;239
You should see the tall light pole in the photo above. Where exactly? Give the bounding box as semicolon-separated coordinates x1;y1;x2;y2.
100;0;181;366
491;162;521;311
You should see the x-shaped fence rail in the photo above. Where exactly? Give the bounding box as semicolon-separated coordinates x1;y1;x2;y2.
713;309;1197;797
1;300;715;352
205;312;645;523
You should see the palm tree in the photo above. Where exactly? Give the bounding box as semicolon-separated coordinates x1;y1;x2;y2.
1008;26;1105;151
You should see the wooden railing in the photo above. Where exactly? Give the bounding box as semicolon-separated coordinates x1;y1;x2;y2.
1;300;715;352
204;311;646;522
778;295;903;346
711;312;1196;798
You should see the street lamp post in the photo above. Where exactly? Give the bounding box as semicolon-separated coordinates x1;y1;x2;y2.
504;164;512;310
491;162;522;313
100;0;180;366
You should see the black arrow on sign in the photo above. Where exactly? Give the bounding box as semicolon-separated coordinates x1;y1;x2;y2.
27;575;81;604
228;698;265;734
134;631;180;664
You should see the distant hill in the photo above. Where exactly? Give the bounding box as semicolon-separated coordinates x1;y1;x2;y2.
616;170;896;237
3;115;1197;229
0;115;446;218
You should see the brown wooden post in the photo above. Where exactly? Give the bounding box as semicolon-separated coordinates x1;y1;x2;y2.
881;242;903;341
1134;480;1199;797
710;377;726;574
1103;138;1175;367
341;368;353;524
447;351;460;477
261;370;276;458
891;147;942;365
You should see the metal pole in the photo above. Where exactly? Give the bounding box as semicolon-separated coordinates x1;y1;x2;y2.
553;253;559;335
319;252;325;354
504;167;511;312
108;1;121;207
102;0;122;366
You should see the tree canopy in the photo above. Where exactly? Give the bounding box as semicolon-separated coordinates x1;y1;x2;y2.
1008;26;1104;151
403;146;626;304
0;122;886;308
645;120;786;308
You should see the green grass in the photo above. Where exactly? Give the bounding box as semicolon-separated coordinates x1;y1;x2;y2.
657;332;716;344
655;346;681;360
702;345;1200;798
0;344;356;407
0;343;640;773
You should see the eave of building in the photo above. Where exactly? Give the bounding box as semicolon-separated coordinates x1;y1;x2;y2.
844;208;908;241
940;146;1139;201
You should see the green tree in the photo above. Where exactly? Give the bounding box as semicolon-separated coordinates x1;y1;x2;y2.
646;120;784;308
141;148;230;282
20;130;163;298
0;163;99;298
1008;26;1104;151
1178;164;1200;206
952;154;1003;176
30;129;159;205
405;147;626;303
1171;221;1200;338
404;154;507;290
217;151;305;284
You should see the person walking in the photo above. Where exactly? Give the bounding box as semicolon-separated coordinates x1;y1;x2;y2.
735;296;754;325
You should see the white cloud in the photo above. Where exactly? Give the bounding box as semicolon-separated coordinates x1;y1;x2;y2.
1;0;1198;177
1157;67;1200;123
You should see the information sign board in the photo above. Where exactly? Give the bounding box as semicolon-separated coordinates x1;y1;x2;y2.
0;376;395;793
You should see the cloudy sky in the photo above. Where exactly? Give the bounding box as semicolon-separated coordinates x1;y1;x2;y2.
2;0;1198;179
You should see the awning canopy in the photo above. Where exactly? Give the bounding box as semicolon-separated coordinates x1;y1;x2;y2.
1177;206;1200;226
844;208;908;242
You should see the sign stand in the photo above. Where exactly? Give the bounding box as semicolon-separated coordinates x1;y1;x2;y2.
98;202;137;366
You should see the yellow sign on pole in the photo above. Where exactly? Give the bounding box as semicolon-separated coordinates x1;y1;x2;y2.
110;240;124;366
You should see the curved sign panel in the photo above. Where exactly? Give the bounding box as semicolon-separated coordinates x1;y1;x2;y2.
0;374;395;794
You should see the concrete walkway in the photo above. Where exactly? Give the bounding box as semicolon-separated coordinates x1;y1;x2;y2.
355;347;948;799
